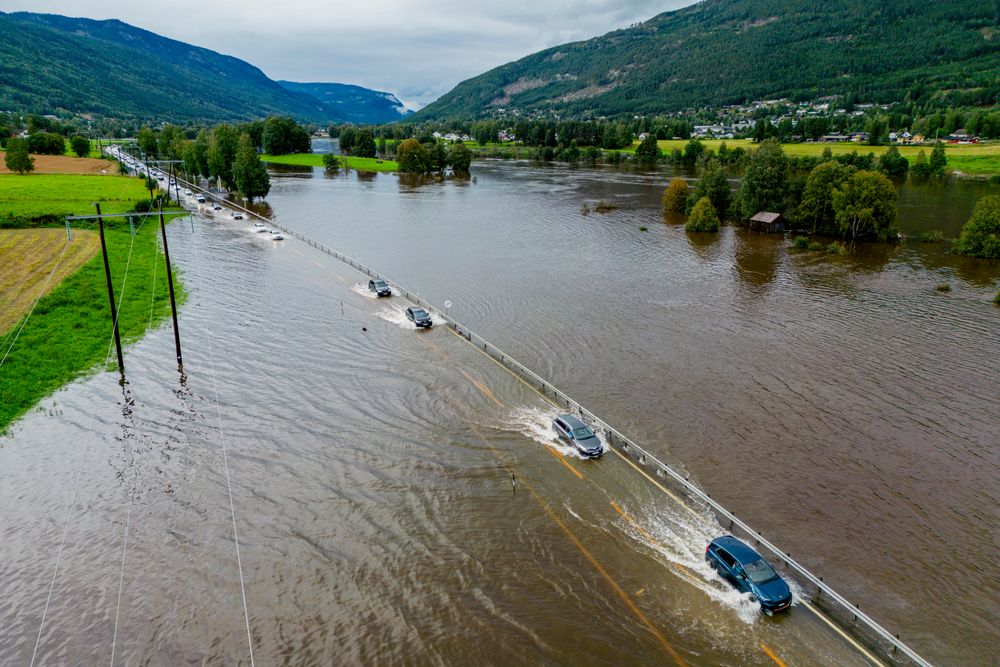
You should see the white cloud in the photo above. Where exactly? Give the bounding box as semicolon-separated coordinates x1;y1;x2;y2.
0;1;696;108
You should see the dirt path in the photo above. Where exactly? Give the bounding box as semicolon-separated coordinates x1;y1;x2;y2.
0;228;100;332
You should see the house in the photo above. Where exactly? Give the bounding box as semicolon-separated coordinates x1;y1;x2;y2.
749;211;784;233
820;134;851;142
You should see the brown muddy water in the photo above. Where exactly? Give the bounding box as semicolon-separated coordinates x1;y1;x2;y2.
0;159;997;666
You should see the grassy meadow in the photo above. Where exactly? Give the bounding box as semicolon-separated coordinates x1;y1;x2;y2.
635;138;1000;175
0;173;149;222
261;153;399;172
0;216;182;431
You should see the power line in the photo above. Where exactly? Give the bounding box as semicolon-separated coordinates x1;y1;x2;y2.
102;218;147;371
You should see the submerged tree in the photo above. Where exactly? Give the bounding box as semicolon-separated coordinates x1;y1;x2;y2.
397;138;429;173
953;195;1000;259
689;159;731;217
831;170;897;241
736;139;788;219
797;161;855;235
447;143;472;173
685;196;720;232
662;177;690;213
635;134;661;163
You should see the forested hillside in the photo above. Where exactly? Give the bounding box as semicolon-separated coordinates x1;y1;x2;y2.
0;12;404;124
416;0;1000;120
278;82;412;124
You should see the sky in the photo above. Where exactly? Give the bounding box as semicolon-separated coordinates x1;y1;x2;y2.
0;1;696;108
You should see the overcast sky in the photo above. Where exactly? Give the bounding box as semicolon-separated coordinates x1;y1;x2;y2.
0;1;696;108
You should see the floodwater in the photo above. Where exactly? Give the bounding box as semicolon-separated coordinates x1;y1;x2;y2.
1;158;998;666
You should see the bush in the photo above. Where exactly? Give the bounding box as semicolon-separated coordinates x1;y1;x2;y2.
27;132;66;155
936;283;951;292
827;241;849;255
594;200;618;212
639;226;648;232
322;153;340;170
792;235;810;249
919;229;944;243
807;241;824;251
994;291;1000;306
662;177;689;213
953;195;1000;258
685;196;720;232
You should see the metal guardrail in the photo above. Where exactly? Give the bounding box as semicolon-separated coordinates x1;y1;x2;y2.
112;148;933;667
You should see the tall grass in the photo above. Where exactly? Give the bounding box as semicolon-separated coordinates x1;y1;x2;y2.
0;173;149;221
0;218;184;431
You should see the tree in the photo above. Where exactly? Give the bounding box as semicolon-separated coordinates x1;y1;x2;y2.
877;145;909;178
690;159;731;217
911;149;932;178
69;135;91;157
262;116;311;155
831;170;897;241
397;138;429;173
158;124;185;160
736;139;788;219
685;196;720;232
447;143;472;172
426;141;448;171
797;161;855;235
232;133;270;202
207;124;240;190
635;134;661;163
682;138;704;166
137;126;158;157
953;195;1000;259
929;140;947;175
354;129;376;158
322;153;341;170
866;117;887;145
662;177;690;213
339;127;357;155
4;137;34;174
26;132;65;155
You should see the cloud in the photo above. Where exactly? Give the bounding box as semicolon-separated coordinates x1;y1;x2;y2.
0;0;696;108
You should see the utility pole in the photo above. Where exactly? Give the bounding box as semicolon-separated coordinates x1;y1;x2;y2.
96;203;125;377
158;200;183;370
169;162;181;205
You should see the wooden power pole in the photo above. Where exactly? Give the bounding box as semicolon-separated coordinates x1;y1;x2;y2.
158;200;183;369
96;203;125;376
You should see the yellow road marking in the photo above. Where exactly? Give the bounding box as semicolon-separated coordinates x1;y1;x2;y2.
544;445;585;480
760;643;788;667
459;369;505;408
799;600;887;667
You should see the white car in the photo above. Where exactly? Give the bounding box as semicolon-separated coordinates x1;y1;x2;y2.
231;211;244;220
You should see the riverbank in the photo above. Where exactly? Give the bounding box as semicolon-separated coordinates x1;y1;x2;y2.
261;153;399;172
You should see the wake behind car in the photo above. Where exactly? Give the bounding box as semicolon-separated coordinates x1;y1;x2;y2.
553;414;603;458
368;279;392;297
705;535;792;614
405;306;432;328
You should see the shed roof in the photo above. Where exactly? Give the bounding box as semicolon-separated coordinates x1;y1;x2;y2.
751;211;782;223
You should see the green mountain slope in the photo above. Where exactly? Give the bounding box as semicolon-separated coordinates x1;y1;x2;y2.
416;0;1000;120
0;12;404;124
278;81;412;124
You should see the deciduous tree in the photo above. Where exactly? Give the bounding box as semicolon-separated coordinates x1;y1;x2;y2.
397;138;429;173
232;133;270;202
353;129;376;158
635;134;661;163
685;196;720;232
662;177;690;213
736;139;788;219
4;137;34;174
831;170;897;241
797;161;855;235
953;195;1000;259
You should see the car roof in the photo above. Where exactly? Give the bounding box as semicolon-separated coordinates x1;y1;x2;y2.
557;414;587;429
711;535;764;563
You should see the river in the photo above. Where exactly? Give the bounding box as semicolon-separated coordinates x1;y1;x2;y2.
1;155;997;665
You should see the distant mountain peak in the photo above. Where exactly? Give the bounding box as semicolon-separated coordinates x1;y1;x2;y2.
278;81;413;123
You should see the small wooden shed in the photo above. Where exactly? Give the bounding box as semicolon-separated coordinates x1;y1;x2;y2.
750;211;784;233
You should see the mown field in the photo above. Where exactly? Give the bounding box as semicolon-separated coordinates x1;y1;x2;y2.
261;153;399;172
642;139;1000;175
0;172;148;221
0;228;100;332
0;217;181;431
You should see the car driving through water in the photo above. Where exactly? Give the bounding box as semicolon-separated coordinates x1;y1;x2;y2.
368;279;392;297
552;414;603;458
706;535;792;614
405;306;432;328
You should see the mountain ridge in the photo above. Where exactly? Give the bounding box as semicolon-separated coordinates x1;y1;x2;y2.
415;0;1000;120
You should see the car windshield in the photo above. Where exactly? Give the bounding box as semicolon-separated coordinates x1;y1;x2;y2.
374;281;387;288
743;558;778;584
572;426;595;439
412;309;427;318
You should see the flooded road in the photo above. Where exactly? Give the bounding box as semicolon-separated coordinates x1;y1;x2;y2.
1;159;998;665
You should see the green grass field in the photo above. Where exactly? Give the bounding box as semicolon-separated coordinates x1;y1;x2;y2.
261;153;399;172
0;173;149;221
630;138;1000;175
0;217;183;431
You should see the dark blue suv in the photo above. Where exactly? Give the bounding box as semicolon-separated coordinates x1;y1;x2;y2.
705;536;792;614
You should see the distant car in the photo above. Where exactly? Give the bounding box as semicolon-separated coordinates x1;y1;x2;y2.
368;279;391;297
552;414;603;458
212;203;222;211
269;231;284;240
184;189;193;196
405;306;432;328
231;211;244;220
705;536;792;614
196;195;206;203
